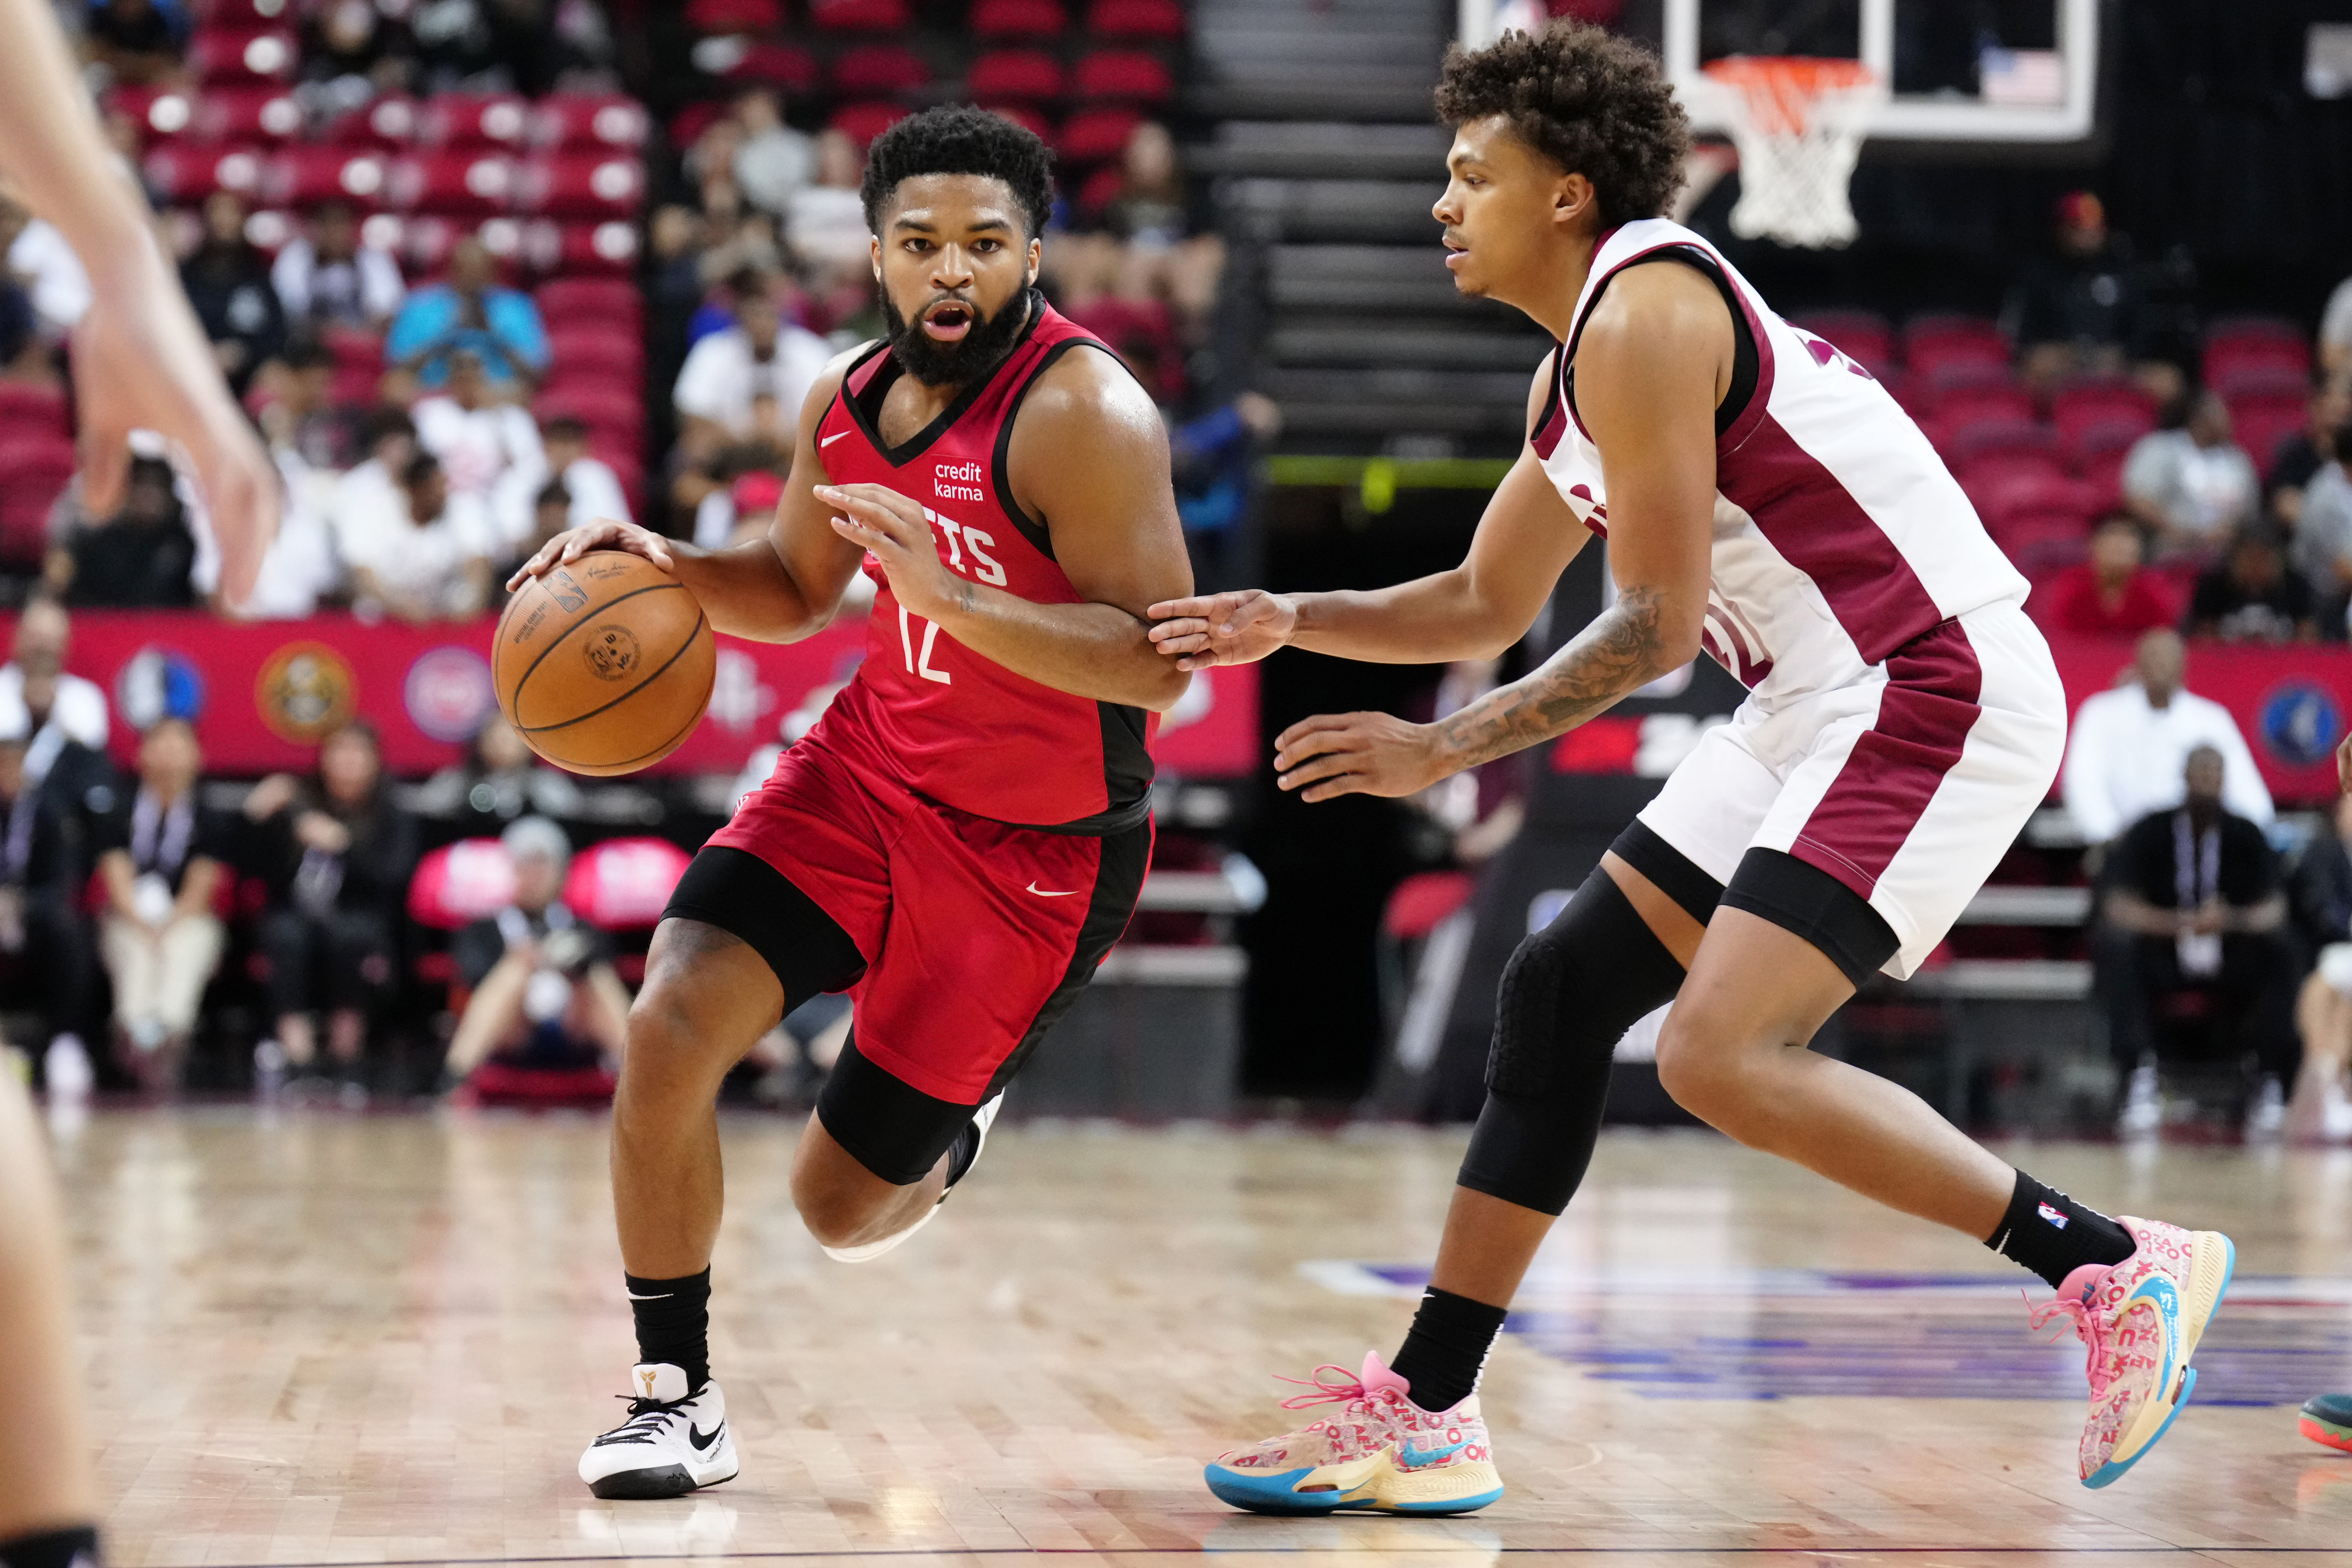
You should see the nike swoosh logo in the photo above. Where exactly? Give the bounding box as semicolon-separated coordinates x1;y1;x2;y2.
820;430;851;447
623;1291;671;1301
689;1421;725;1453
1397;1436;1469;1469
1025;882;1077;897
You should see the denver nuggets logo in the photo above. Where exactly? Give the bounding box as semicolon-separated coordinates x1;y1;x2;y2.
583;625;641;682
255;642;357;742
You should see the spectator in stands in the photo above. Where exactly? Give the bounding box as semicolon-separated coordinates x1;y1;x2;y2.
179;192;286;396
785;129;874;289
2267;372;2351;524
2186;525;2315;643
0;720;91;1094
412;713;582;832
80;0;185;87
245;720;416;1097
2291;794;2352;1140
529;414;630;531
2290;427;2352;638
411;0;563;95
729;89;813;217
440;816;629;1090
680;439;785;549
2324;272;2352;379
384;235;549;393
672;269;829;461
2096;744;2295;1136
413;347;546;552
2123;390;2261;556
2034;511;2177;637
1054;121;1225;340
1;195;91;341
51;453;199;610
337;450;494;622
0;598;109;790
256;337;357;478
300;0;418;98
2005;190;2175;401
2060;627;2273;847
93;717;228;1092
271;200;405;334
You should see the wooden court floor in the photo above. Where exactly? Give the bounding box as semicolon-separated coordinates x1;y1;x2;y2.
42;1105;2352;1568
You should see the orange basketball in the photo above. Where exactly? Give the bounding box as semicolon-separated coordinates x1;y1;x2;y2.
492;551;716;777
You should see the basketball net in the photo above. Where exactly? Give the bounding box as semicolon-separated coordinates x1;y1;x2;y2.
1691;57;1885;250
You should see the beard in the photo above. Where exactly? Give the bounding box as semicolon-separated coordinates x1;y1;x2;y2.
884;286;1035;387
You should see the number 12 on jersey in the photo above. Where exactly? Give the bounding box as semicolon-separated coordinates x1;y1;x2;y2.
898;605;952;685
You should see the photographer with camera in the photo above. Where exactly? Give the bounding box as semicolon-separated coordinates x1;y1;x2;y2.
442;816;630;1091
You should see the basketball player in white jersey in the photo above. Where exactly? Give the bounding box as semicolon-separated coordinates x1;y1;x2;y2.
1152;21;2230;1510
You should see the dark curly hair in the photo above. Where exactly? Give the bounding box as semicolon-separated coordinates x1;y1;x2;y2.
1435;21;1690;227
860;106;1056;240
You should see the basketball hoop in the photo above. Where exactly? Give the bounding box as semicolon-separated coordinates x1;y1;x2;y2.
1690;57;1885;250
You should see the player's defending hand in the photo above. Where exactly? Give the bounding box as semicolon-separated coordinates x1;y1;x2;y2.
1146;589;1297;671
817;483;964;622
507;518;676;590
1273;711;1448;803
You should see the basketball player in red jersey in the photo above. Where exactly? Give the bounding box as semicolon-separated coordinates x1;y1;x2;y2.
509;108;1192;1499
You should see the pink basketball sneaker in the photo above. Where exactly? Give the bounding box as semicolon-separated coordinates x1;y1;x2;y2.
2028;1215;2234;1488
1204;1352;1503;1515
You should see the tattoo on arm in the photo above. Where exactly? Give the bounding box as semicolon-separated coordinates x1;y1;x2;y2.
1431;585;1670;771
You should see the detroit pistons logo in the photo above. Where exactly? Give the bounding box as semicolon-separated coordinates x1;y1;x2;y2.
583;624;642;681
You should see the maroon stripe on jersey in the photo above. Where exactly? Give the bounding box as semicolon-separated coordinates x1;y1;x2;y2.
1715;413;1945;665
1532;353;1569;459
1790;618;1983;899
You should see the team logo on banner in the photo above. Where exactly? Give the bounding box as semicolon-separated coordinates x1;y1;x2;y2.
2259;680;2341;768
403;646;496;743
113;647;207;730
255;642;357;743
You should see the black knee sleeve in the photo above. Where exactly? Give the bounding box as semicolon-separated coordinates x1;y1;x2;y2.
1457;861;1695;1215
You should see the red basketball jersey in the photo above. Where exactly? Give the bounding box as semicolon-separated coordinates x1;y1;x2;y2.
806;297;1156;831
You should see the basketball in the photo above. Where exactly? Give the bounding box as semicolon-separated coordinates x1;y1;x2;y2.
492;551;715;777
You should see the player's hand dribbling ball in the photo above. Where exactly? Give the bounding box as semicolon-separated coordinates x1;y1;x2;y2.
493;548;715;776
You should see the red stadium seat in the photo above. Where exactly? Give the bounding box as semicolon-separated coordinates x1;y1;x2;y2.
808;0;912;29
261;146;391;208
0;383;69;439
2202;315;2309;384
142;143;268;203
1926;381;2036;433
1902;312;2008;373
668;102;730;150
547;328;644;380
0;439;78;570
971;0;1070;38
2209;363;2308;405
193;85;301;143
2049;378;2157;445
1073;161;1123;219
2231;401;2309;485
702;40;822;92
536;388;643;447
685;0;783;30
1789;310;1893;374
980;103;1055;141
195;0;299;27
1945;419;2057;467
522;219;641;277
1965;463;2094;526
537;277;644;326
1382;871;1473;942
830;101;910;146
329;364;381;405
1072;49;1175;103
1909;360;2018;414
1087;0;1186;39
968;49;1067;102
1991;510;2093;578
2063;416;2150;474
321;325;384;370
512;154;644;219
188;27;297;85
1064;295;1183;399
1057;104;1142;164
831;43;933;97
386;152;517;215
407;839;517;931
562;838;692;931
325;94;421;148
417;93;531;149
527;94;650;152
109;85;195;144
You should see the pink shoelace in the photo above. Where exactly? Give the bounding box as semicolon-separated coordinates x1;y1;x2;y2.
2027;1290;2114;1397
1275;1365;1395;1419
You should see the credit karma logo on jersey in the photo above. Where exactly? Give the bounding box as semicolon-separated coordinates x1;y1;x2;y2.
934;459;986;504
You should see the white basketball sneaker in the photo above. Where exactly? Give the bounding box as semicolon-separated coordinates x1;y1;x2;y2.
578;1362;738;1499
822;1092;1002;1263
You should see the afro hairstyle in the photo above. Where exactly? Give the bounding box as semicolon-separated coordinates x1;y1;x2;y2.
1435;21;1690;228
860;106;1057;241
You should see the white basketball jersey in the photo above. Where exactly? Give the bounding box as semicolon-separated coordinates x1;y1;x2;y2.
1532;218;2028;706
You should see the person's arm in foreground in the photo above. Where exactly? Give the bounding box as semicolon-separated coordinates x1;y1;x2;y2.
511;352;871;642
817;346;1194;711
0;0;277;605
0;1070;102;1551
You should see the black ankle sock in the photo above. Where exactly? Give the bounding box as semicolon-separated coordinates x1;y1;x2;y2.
1388;1286;1510;1413
1987;1171;2136;1290
0;1526;101;1568
625;1268;711;1392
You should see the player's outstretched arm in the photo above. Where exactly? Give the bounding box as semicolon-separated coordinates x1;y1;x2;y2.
820;345;1193;711
510;352;869;642
0;0;279;606
1147;355;1583;670
1270;268;1723;802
